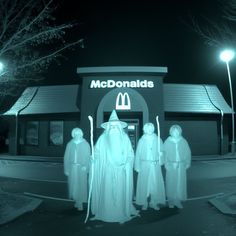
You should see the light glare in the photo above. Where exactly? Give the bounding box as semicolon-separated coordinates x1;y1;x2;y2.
220;49;235;62
0;62;3;72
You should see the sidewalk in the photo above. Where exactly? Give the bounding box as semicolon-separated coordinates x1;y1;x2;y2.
1;153;236;182
1;152;236;235
0;153;63;163
192;153;236;161
1;175;236;236
0;152;236;163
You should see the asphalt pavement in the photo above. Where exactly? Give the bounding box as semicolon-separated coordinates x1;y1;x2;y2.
0;153;236;236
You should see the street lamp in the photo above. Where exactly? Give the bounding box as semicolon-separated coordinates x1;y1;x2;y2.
0;61;4;74
220;49;235;154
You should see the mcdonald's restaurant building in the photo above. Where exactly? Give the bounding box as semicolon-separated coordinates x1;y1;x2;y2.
3;66;233;159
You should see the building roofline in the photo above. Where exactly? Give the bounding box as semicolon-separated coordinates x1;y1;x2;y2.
77;66;168;76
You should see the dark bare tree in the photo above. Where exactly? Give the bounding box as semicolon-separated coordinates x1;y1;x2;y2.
190;0;236;48
0;0;84;97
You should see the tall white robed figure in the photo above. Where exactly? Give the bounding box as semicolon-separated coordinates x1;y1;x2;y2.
64;128;91;210
135;123;166;210
164;125;191;208
90;110;138;223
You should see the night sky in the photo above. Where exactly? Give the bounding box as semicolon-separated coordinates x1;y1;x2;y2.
2;0;236;109
42;0;235;106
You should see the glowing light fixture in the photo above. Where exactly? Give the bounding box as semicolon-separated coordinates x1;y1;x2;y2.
220;49;235;62
0;61;4;73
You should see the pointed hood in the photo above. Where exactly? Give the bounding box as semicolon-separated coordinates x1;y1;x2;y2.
101;110;127;129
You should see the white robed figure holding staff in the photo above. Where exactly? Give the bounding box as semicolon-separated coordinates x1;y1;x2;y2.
88;110;138;223
134;117;166;210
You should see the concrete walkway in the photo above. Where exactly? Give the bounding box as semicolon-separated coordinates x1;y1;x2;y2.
0;153;236;235
1;153;236;182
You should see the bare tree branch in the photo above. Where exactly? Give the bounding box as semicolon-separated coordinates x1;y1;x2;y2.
1;0;52;53
0;0;84;97
17;39;84;70
1;24;73;54
188;1;236;48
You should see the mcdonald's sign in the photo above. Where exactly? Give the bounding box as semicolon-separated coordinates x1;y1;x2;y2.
116;92;131;110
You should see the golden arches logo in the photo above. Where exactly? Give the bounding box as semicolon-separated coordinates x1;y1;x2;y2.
116;92;131;110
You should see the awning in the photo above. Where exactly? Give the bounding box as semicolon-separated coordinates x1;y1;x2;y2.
3;85;80;115
164;83;232;114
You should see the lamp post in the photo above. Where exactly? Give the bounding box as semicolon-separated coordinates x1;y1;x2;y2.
220;49;235;154
0;61;4;74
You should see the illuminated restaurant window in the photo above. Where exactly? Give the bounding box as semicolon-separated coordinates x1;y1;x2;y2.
49;121;64;146
26;121;39;146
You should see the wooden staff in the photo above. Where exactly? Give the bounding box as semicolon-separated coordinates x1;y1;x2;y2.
85;115;94;223
88;115;94;158
156;116;161;162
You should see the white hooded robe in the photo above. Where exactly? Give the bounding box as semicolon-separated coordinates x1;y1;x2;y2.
90;131;137;223
134;134;166;207
64;139;91;208
164;136;191;202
